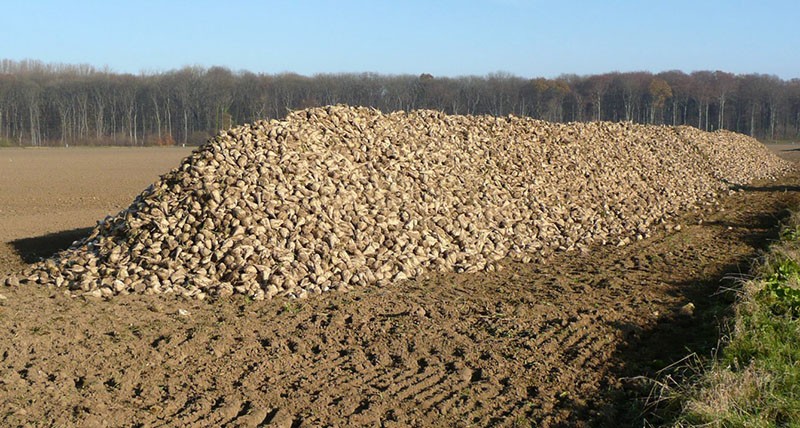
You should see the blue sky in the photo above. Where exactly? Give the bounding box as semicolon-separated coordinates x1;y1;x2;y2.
3;0;798;78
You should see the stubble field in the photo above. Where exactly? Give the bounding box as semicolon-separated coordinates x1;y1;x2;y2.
1;144;799;427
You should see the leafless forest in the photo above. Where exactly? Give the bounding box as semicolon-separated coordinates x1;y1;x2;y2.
1;58;798;146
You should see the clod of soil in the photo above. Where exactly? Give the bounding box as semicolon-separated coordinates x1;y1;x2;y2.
4;105;791;299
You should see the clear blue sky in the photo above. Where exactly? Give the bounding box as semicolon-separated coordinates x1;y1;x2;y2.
3;0;798;79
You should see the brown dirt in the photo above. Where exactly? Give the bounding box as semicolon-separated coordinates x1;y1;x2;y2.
1;146;799;427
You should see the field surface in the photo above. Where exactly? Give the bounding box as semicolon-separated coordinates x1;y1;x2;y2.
0;145;799;427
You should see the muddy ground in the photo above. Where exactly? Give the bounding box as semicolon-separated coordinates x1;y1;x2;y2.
1;145;799;427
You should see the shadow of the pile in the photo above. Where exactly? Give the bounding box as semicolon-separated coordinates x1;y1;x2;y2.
10;227;92;263
555;196;791;427
730;184;800;193
568;265;744;427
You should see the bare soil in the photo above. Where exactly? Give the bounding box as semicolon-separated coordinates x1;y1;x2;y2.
1;146;799;427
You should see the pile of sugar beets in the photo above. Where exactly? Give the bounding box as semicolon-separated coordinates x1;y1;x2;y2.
2;106;792;300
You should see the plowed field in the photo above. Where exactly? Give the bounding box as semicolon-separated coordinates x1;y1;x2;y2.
1;145;798;427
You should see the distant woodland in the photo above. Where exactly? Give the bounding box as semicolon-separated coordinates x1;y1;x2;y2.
1;59;799;146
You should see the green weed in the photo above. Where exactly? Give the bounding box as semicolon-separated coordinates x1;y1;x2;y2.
281;302;301;314
758;258;800;316
780;225;800;241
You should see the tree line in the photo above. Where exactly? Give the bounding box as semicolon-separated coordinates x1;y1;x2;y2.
1;58;798;146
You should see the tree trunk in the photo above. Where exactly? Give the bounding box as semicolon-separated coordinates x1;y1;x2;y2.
594;93;601;121
29;103;39;146
165;98;172;140
771;105;776;140
682;103;688;125
796;111;800;138
672;100;678;125
697;101;703;129
152;96;162;140
183;109;189;144
94;101;104;140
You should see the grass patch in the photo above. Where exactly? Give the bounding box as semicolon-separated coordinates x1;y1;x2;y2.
671;210;800;427
280;302;302;315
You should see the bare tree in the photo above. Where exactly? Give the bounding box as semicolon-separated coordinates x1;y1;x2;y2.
648;77;672;124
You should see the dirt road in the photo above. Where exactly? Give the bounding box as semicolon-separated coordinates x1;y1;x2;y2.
0;146;798;426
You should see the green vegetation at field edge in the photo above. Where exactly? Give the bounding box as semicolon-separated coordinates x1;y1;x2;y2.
673;210;800;427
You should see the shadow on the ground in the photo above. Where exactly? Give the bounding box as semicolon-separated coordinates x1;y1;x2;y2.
582;262;750;427
557;196;793;427
730;184;800;193
10;227;92;263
